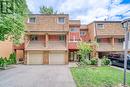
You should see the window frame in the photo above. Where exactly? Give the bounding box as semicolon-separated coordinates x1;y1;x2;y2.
97;38;101;43
57;17;65;24
59;35;65;41
96;23;104;29
30;35;38;41
28;17;36;23
80;31;86;36
117;38;124;43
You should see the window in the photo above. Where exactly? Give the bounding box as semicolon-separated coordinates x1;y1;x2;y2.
97;38;101;43
118;38;124;43
28;17;36;23
59;35;65;41
30;35;38;41
70;28;79;32
128;22;130;26
97;24;104;29
80;31;86;36
58;17;65;24
122;22;127;28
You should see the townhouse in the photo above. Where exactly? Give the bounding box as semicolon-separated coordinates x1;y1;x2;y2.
87;21;125;58
1;14;129;65
24;14;69;64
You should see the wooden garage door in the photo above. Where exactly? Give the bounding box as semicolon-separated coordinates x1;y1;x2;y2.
28;52;43;64
49;52;65;64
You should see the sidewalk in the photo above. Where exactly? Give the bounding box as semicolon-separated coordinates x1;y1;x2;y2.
111;66;130;73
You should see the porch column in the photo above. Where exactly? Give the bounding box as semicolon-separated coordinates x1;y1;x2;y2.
45;33;48;48
66;32;69;48
111;37;115;47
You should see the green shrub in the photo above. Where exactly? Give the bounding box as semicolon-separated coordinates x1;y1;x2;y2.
9;53;16;64
90;58;98;65
0;57;7;67
79;58;91;66
0;53;16;68
101;56;111;65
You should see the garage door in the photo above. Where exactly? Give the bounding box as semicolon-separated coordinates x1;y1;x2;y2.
49;52;65;64
28;52;43;64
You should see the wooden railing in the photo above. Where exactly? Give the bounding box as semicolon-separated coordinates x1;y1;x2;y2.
97;43;123;51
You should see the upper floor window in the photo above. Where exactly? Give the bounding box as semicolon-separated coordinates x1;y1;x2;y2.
70;28;79;32
122;22;127;28
58;17;65;24
96;24;104;29
129;22;130;26
30;35;38;41
80;31;86;36
28;17;36;23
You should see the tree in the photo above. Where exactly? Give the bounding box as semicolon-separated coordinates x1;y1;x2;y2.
0;0;29;44
40;6;57;14
78;42;93;60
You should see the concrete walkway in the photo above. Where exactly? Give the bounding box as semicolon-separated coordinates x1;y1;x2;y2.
0;65;76;87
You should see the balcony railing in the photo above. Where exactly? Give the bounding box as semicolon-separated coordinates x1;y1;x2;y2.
26;41;45;50
48;41;66;50
25;41;67;50
97;43;123;51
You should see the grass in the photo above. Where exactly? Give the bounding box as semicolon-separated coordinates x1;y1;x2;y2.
71;66;130;87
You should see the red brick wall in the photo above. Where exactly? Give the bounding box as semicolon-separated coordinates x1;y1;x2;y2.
100;38;110;43
49;35;59;41
69;32;80;40
38;35;45;41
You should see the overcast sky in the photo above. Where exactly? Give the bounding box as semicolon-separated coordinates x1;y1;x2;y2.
26;0;130;24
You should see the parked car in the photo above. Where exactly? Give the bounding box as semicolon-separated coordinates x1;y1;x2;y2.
108;54;130;70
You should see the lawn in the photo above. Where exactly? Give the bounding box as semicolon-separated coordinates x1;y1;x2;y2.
71;66;130;87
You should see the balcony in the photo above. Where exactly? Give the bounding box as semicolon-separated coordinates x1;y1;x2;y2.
25;41;67;50
97;43;123;52
48;41;66;50
26;41;46;50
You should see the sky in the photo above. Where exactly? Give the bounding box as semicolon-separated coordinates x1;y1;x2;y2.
26;0;130;24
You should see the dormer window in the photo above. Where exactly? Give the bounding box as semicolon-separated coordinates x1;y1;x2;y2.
58;17;65;24
28;17;36;23
97;24;104;29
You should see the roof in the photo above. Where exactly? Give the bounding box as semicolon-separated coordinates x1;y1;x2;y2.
93;21;121;23
28;14;69;16
121;18;130;23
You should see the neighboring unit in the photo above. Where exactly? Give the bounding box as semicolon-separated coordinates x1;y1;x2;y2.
87;21;125;58
24;14;69;64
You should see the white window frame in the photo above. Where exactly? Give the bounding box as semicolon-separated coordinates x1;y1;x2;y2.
28;17;36;23
96;23;104;29
57;17;65;24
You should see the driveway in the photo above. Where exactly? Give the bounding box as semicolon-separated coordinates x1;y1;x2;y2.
0;65;76;87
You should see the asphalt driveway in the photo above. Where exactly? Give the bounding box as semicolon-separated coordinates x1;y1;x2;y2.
0;65;76;87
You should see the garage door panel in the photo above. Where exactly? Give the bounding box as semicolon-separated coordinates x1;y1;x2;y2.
28;52;43;64
49;52;65;64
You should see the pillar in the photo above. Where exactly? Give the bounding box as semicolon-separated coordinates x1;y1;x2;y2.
45;33;48;48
